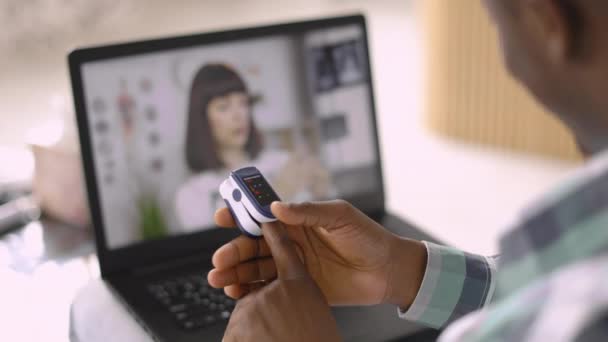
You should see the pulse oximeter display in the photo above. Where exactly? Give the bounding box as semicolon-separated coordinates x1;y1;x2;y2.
243;174;279;206
219;167;280;238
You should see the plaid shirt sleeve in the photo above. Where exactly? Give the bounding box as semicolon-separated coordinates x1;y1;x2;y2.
398;242;498;329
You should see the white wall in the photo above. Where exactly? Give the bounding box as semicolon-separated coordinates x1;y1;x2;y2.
0;0;580;255
0;0;412;147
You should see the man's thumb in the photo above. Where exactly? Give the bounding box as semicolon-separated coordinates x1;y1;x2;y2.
262;221;306;279
271;200;350;228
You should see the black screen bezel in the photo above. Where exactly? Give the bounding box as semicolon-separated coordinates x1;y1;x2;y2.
68;14;386;277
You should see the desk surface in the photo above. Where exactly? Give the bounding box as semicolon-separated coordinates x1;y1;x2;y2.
0;219;96;342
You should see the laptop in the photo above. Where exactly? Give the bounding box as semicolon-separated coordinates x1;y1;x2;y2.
69;14;439;342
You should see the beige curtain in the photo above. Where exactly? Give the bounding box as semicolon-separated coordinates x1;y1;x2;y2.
423;0;581;160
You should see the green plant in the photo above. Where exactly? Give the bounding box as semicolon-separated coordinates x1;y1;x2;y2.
138;196;168;240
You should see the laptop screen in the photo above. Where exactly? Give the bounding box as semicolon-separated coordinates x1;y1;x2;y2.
79;23;380;250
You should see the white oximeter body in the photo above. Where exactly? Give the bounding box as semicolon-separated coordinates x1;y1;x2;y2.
219;166;280;238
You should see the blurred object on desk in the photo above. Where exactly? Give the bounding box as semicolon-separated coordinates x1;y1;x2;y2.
0;195;40;235
0;146;38;234
31;144;89;227
27;94;91;228
0;218;95;273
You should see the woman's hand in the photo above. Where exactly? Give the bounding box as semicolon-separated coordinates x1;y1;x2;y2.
272;150;333;199
305;156;333;198
272;150;309;199
222;220;341;342
208;200;427;309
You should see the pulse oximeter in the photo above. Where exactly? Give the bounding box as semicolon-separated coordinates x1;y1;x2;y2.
219;166;280;238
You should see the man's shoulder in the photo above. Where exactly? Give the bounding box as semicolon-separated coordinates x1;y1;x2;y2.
522;150;608;221
444;254;608;341
525;253;608;340
544;252;608;298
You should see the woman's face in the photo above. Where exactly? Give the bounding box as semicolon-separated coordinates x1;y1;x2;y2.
207;92;251;150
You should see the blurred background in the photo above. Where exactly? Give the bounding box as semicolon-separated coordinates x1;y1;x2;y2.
0;0;581;341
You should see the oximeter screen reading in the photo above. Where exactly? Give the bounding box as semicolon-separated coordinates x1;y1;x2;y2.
243;174;279;206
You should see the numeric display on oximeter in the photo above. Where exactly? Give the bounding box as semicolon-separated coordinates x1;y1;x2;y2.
243;174;279;207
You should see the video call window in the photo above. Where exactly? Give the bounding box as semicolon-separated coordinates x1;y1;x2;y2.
81;24;379;249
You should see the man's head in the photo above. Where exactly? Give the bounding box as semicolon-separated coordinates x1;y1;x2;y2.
483;0;608;155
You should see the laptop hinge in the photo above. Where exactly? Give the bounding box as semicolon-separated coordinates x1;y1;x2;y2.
129;252;211;277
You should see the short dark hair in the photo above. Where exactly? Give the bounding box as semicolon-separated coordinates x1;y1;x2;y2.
185;64;263;172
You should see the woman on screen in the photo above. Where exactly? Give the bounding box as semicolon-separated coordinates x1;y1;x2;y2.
175;64;332;231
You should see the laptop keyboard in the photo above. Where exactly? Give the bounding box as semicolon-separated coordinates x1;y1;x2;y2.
147;273;236;330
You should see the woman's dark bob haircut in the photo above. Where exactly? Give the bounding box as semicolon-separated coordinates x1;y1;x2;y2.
185;63;262;172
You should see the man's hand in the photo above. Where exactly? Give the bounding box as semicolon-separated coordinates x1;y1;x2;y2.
209;200;427;309
222;221;341;342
